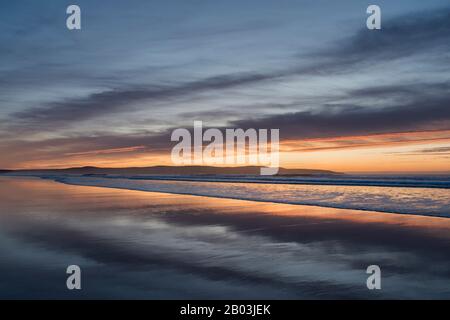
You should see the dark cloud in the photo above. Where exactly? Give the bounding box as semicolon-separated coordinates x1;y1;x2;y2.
308;7;450;71
2;80;449;168
348;82;450;100
8;73;273;131
418;146;450;153
393;146;450;156
6;7;450;132
230;94;450;140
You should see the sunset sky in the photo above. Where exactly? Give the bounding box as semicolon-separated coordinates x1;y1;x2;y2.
0;0;449;172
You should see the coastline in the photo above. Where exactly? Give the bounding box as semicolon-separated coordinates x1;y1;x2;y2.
3;173;448;218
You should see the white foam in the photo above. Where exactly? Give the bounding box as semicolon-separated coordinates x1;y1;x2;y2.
44;175;450;218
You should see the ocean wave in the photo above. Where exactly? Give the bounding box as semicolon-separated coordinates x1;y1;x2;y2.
41;175;450;218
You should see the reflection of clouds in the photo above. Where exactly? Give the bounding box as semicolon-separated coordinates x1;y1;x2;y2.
2;209;363;299
1;177;450;298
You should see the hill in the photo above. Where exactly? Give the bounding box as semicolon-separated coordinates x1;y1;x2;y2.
1;165;341;176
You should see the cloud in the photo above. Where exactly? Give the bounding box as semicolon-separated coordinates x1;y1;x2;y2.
309;7;450;70
8;73;274;132
64;145;147;156
0;131;174;168
230;89;450;141
6;7;450;133
417;146;450;154
1;5;450;169
282;131;450;153
392;145;450;157
2;79;450;169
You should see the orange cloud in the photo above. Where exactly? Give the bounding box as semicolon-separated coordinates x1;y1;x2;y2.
281;130;450;153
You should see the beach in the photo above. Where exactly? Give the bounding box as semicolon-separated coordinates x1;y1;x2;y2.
0;176;449;299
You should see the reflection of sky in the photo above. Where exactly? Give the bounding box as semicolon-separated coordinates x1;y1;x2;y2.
51;175;450;217
0;1;449;169
1;177;449;299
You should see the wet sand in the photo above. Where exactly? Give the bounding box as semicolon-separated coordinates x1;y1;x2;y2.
0;176;449;299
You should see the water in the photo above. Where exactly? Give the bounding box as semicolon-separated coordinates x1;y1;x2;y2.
49;175;450;217
0;176;449;299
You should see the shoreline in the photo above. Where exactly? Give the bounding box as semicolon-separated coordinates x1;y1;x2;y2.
3;172;450;189
1;175;449;219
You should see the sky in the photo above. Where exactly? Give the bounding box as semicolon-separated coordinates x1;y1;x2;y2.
0;0;449;172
